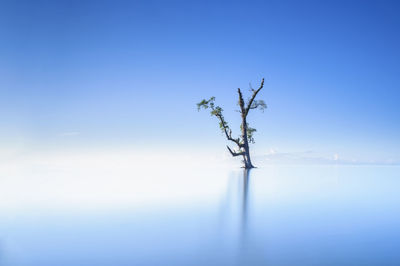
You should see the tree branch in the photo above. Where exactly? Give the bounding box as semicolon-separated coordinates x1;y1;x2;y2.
216;113;243;147
245;78;264;116
237;88;245;114
227;146;245;157
249;100;266;111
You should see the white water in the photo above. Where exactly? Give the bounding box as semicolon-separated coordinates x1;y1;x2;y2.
1;152;400;265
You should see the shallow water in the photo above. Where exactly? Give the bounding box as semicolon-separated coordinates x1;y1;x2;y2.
1;163;400;265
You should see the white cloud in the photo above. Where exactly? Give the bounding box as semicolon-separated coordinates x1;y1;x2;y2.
255;150;400;166
59;131;80;137
268;148;277;155
333;154;339;161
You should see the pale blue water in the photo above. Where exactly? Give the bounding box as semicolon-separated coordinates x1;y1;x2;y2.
1;165;400;265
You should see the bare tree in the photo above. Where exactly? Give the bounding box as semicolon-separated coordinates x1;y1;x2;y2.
197;78;266;169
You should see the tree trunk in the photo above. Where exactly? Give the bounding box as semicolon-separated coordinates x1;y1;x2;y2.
241;116;254;169
237;88;255;169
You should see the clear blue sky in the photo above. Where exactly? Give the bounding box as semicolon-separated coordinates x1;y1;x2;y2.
1;0;399;162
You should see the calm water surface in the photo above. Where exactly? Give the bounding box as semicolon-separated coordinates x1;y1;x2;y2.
1;163;400;265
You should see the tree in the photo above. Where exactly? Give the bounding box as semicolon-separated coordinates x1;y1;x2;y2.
197;78;266;169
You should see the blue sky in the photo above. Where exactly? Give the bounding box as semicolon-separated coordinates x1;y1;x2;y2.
1;0;399;162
